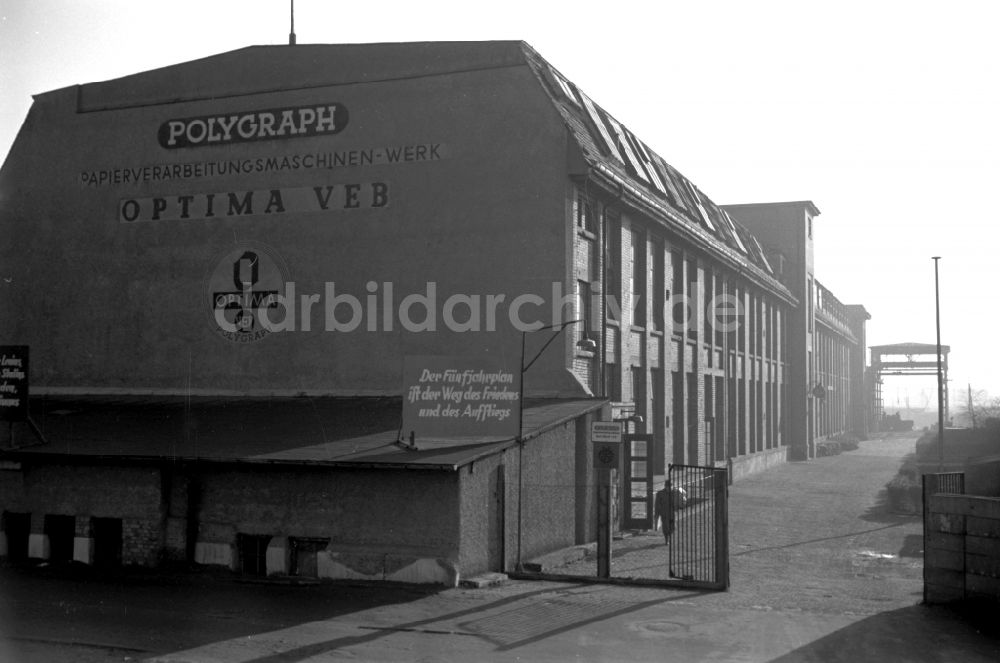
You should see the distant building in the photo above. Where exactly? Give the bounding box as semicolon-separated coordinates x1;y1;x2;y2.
722;202;872;458
0;41;869;583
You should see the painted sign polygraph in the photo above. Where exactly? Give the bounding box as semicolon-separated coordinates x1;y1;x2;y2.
400;355;521;442
0;346;29;422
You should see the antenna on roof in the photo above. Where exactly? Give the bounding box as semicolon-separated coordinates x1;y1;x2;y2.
289;0;297;45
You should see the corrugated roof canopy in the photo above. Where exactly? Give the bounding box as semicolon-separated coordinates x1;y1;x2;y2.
2;396;604;471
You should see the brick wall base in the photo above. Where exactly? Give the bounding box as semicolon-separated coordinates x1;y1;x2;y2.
319;550;458;586
730;445;789;482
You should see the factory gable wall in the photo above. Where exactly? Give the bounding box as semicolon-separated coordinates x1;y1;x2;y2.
0;60;570;395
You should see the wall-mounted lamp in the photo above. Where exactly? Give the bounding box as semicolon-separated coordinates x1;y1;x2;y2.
613;413;644;429
576;336;598;353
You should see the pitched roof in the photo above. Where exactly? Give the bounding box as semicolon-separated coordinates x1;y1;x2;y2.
36;40;790;298
58;42;530;112
520;44;788;292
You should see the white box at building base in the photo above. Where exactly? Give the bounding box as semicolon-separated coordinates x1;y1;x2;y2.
28;533;49;560
73;536;94;564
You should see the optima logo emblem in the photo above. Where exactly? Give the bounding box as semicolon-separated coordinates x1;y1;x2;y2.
206;243;289;343
158;104;349;149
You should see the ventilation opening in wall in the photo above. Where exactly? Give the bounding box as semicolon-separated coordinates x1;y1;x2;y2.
238;534;271;576
45;514;75;563
2;512;30;562
92;517;122;568
290;537;328;578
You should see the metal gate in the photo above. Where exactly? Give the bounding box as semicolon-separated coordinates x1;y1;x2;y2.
667;464;729;590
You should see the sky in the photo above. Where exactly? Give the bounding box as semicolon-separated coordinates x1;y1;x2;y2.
2;0;999;409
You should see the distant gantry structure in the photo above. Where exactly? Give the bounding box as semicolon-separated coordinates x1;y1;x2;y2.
869;342;950;425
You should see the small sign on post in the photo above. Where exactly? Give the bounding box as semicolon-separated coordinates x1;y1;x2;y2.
591;421;623;443
593;441;621;470
591;420;622;579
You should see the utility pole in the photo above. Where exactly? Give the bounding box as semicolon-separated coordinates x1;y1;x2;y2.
968;383;976;429
933;256;944;471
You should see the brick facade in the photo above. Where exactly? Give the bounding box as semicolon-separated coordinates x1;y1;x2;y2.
1;406;601;584
122;517;162;566
570;184;798;477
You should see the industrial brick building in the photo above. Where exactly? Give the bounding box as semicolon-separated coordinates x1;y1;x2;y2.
0;41;870;583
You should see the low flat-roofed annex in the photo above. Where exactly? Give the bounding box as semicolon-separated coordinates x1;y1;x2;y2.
1;396;605;471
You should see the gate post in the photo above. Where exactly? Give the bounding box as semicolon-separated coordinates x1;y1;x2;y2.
597;468;612;578
922;473;931;605
713;467;729;589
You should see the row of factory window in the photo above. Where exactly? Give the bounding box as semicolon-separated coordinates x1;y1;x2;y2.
814;330;855;437
575;193;786;360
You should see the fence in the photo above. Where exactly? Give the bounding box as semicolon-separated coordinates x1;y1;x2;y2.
517;465;729;590
923;471;1000;604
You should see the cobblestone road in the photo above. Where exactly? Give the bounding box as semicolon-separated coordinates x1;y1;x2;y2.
548;433;926;615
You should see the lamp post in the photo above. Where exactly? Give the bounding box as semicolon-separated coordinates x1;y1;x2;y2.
933;256;944;471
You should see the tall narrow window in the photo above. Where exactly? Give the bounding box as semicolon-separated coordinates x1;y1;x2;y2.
631;366;645;409
630;229;646;327
807;278;814;332
605;361;621;401
704;271;715;345
728;285;740;351
577;280;593;338
652;239;664;331
605;211;621;323
576;194;596;234
671;250;684;335
714;276;725;348
686;258;698;341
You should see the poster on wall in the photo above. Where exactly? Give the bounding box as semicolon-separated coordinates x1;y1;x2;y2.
400;355;522;444
0;345;29;422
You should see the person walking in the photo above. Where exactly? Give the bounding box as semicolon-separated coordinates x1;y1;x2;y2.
654;481;676;545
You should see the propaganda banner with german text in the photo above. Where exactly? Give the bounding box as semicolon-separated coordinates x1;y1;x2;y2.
400;355;521;443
